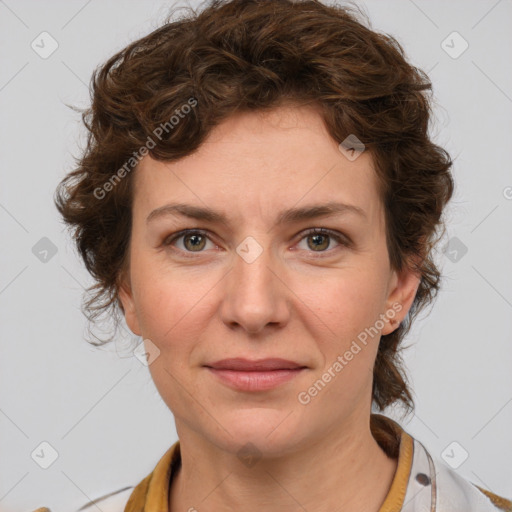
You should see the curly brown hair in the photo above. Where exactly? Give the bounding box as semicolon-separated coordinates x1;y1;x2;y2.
54;0;454;414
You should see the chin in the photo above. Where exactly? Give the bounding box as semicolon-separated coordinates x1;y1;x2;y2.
211;408;305;456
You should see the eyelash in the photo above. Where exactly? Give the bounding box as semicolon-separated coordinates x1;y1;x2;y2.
162;228;351;258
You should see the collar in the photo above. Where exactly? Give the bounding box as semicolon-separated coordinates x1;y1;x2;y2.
124;413;414;512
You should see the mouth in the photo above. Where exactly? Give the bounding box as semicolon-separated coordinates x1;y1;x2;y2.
205;358;306;371
204;358;308;392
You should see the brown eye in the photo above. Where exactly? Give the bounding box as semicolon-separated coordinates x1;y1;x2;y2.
182;233;207;251
163;229;214;254
307;233;330;251
297;228;350;254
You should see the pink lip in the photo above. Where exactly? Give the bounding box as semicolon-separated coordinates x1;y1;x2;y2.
206;358;305;371
204;358;307;392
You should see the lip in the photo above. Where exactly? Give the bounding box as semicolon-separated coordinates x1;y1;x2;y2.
204;358;307;392
206;358;305;371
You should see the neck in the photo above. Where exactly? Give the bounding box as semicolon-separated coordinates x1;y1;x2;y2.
170;414;398;512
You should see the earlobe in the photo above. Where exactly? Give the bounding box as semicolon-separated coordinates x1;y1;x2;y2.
117;275;142;336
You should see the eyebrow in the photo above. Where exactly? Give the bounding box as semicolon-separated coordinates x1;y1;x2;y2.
146;201;366;226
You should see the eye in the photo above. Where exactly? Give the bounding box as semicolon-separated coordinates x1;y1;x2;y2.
162;228;351;258
296;228;350;254
163;229;216;255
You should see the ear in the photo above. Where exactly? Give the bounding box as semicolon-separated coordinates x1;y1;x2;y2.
117;271;142;336
381;259;421;336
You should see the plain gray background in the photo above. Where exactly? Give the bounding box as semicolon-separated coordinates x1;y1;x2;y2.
1;0;511;510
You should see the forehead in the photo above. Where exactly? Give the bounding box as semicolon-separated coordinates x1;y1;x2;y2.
133;105;383;227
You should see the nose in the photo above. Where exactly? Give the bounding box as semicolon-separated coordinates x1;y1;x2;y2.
220;239;290;335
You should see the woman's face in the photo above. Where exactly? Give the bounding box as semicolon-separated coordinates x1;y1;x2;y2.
119;105;419;455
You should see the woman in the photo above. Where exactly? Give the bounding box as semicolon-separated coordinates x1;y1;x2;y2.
38;0;511;510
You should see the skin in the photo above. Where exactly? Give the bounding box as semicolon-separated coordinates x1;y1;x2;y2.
119;104;420;512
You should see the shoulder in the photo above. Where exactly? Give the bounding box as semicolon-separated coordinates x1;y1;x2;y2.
32;485;134;512
76;486;134;511
476;487;512;512
411;437;512;511
32;442;179;512
433;457;512;511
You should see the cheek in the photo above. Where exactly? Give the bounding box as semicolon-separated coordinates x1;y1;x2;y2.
302;277;383;400
131;259;215;352
294;267;388;342
293;267;387;401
